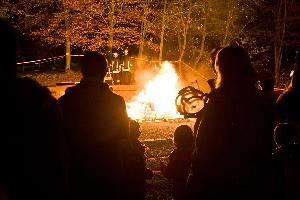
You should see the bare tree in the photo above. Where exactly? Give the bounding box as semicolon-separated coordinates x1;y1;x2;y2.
159;0;168;61
194;0;209;66
178;1;192;61
138;0;150;58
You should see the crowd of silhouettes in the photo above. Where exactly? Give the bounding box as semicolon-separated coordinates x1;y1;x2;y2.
1;17;300;200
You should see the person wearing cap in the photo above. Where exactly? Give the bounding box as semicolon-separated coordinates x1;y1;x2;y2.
58;51;129;199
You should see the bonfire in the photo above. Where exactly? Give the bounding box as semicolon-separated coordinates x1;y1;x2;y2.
126;61;183;121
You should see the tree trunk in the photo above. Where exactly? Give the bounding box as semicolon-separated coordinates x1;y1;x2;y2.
159;0;167;62
178;2;191;61
139;0;149;58
65;7;71;71
178;26;187;61
274;0;287;85
65;30;71;71
108;0;115;62
194;17;207;66
222;9;233;46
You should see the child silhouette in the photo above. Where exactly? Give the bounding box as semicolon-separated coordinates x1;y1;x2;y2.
160;125;194;200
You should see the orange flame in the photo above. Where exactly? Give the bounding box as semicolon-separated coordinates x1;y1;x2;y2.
127;61;183;121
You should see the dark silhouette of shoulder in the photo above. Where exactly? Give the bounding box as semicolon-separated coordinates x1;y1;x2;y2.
1;77;67;200
276;89;300;123
61;81;124;103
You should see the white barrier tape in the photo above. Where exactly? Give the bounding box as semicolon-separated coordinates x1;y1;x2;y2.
17;55;66;65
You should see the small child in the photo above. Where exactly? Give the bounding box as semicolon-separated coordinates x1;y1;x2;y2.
123;118;153;200
160;125;195;200
129;119;148;159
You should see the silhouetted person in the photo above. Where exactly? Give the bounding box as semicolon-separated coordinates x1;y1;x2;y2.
187;45;274;200
276;69;300;126
58;51;129;200
122;118;153;200
160;125;194;200
0;19;68;200
258;69;282;105
258;69;282;150
272;123;300;200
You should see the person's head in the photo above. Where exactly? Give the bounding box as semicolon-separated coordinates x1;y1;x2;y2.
80;51;108;80
258;69;275;92
0;18;17;80
129;118;141;139
215;45;257;88
274;123;299;148
173;125;194;148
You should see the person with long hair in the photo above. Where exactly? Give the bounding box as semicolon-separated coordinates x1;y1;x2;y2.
186;45;274;200
276;68;300;126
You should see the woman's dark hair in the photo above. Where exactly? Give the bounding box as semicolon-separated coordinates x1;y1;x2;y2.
215;45;257;88
210;47;223;74
174;125;194;148
80;51;108;79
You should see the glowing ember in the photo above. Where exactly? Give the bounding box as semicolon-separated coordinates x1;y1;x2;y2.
127;61;183;121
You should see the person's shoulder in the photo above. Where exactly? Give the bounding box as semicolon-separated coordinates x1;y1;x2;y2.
208;88;219;97
15;77;59;111
279;89;298;98
168;149;177;159
205;88;220;104
276;89;298;105
16;77;53;98
105;86;126;103
271;89;282;101
204;88;226;111
96;82;124;100
169;148;184;160
63;85;78;96
111;92;126;102
17;77;45;89
58;84;79;101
